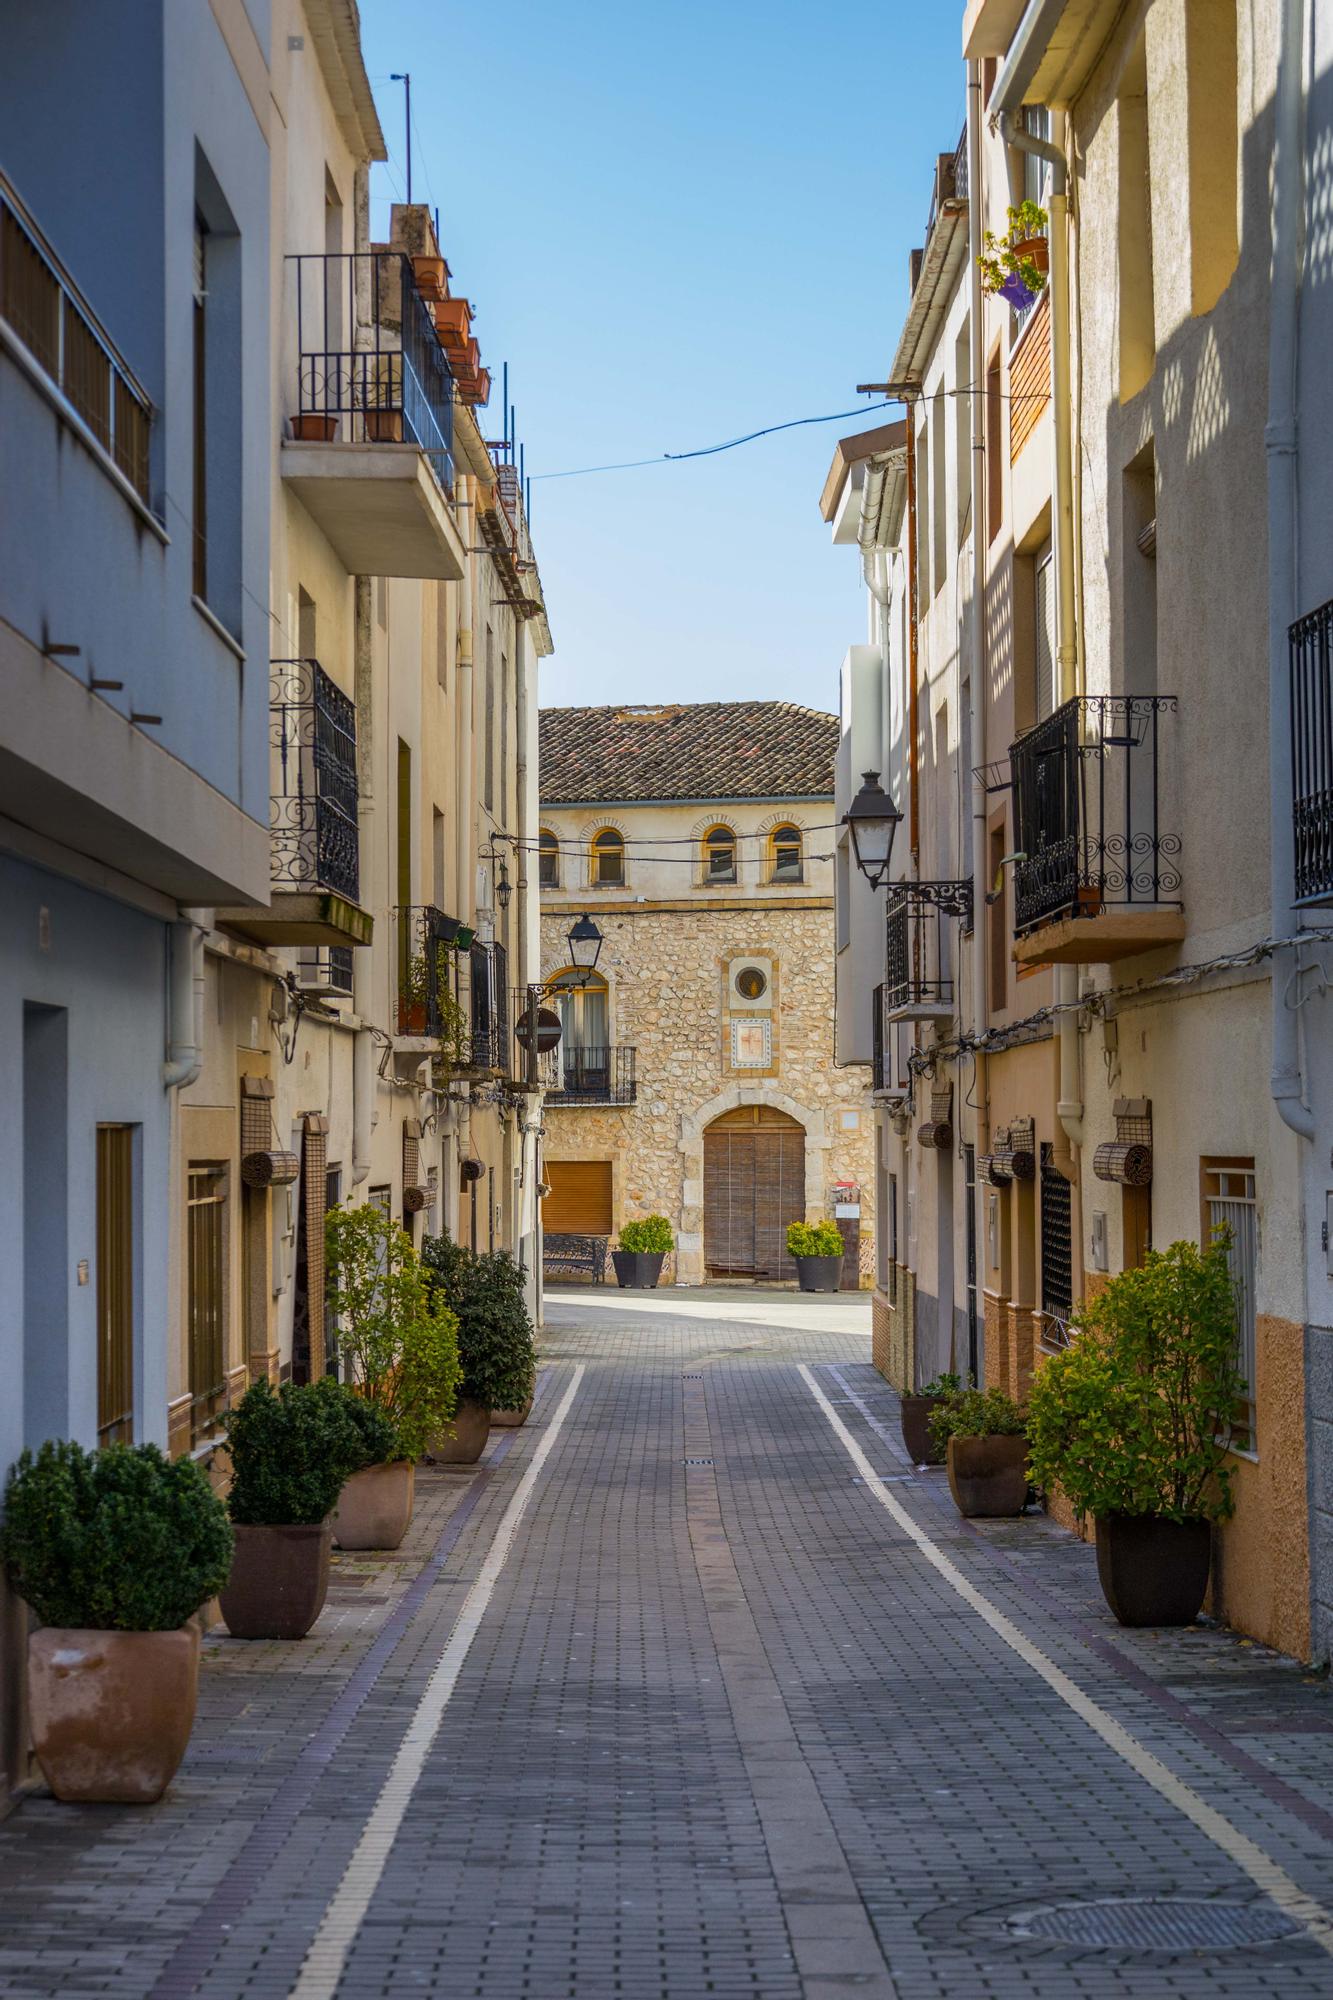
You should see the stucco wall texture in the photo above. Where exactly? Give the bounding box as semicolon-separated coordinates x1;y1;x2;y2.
539;904;875;1283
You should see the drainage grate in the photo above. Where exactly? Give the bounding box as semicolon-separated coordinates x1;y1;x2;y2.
681;1372;704;1379
1006;1899;1299;1952
682;1457;714;1467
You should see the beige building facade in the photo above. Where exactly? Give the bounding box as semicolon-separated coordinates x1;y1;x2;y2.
536;704;875;1287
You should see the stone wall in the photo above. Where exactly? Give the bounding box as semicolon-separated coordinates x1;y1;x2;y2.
540;901;875;1284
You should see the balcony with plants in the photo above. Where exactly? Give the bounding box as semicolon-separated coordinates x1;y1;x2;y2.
280;250;466;582
1008;694;1184;965
217;660;371;950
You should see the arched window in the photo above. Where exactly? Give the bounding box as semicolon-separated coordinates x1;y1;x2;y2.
591;827;624;885
538;828;559;888
770;824;803;883
703;824;737;884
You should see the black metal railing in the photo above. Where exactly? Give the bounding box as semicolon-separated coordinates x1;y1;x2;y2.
884;883;970;1014
872;983;887;1090
465;940;509;1072
395;904;461;1040
1010;695;1180;935
924;122;969;254
1292;596;1333;902
2;172;152;502
270;660;359;903
286;251;454;495
543;1044;637;1106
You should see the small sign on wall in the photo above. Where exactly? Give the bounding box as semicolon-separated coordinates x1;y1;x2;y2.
731;1019;772;1068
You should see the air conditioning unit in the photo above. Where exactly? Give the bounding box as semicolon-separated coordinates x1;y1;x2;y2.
296;945;354;997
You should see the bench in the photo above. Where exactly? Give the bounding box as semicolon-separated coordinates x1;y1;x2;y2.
543;1233;609;1285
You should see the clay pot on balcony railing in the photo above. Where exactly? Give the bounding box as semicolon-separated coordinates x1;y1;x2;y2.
413;254;448;301
364;409;404;443
459;366;491;408
432;296;472;346
1011;235;1049;274
291;412;338;442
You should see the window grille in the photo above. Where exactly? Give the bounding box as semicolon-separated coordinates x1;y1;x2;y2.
187;1164;227;1443
1203;1159;1257;1445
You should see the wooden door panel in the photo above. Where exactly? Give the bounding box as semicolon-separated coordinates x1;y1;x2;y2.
705;1123;803;1279
705;1130;756;1271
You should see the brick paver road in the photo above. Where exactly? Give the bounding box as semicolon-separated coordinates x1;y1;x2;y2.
3;1291;1333;1997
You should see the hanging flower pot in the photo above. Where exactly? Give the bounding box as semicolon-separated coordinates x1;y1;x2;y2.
1011;235;1049;274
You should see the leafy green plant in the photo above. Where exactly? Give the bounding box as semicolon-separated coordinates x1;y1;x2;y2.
928;1385;1026;1454
0;1441;233;1631
313;1376;403;1469
421;1232;537;1412
978;200;1049;298
403;944;468;1065
325;1203;462;1457
786;1220;845;1259
221;1378;364;1525
618;1215;674;1255
919;1371;965;1398
1026;1238;1244;1524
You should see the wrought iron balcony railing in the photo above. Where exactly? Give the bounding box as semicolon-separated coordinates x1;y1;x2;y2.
395;904;461;1041
270;659;359;904
1292;596;1333;904
871;984;889;1091
543;1045;637;1106
884;883;970;1019
2;172;152;504
1010;695;1180;935
466;940;509;1073
923;121;969;252
286;251;454;496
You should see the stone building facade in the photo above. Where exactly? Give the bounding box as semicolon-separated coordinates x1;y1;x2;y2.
536;703;875;1286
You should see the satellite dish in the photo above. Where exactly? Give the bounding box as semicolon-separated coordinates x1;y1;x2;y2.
513;1005;562;1054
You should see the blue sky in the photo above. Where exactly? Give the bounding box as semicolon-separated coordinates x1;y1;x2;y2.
359;3;964;715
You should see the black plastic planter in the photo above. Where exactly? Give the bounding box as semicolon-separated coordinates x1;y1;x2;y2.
1095;1514;1212;1626
900;1394;947;1465
794;1254;843;1294
612;1250;666;1290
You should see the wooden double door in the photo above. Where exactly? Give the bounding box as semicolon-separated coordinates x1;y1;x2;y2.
703;1106;804;1281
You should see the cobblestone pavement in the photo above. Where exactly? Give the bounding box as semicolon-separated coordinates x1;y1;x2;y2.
3;1292;1333;1998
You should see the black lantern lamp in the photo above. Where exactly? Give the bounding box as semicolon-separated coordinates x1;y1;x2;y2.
843;770;902;889
566;912;604;982
496;860;513;913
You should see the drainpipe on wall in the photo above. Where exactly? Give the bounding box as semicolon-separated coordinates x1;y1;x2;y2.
352;574;376;1185
163;912;209;1089
456;474;476;925
996;104;1084;1179
903;398;921;864
967;58;991;1185
1269;0;1314;1142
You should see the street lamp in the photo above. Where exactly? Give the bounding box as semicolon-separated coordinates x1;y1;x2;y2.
496;860;512;913
843;771;902;890
565;912;603;982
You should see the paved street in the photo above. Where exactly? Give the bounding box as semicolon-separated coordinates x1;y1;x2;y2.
4;1292;1333;1998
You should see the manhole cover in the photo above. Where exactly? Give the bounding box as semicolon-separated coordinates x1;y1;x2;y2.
1006;1898;1299;1951
682;1457;714;1467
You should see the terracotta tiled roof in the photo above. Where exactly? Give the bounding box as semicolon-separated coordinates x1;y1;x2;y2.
539;701;838;805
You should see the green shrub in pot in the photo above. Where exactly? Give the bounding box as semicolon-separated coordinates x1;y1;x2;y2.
325;1202;462;1460
1026;1238;1244;1625
786;1220;845;1259
421;1232;537;1417
927;1385;1025;1455
618;1215;674;1256
1;1441;232;1802
929;1386;1029;1518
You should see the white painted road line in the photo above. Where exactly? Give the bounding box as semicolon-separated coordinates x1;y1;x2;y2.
798;1362;1333;1961
291;1365;586;2000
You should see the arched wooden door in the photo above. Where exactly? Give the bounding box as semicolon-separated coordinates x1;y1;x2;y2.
703;1106;805;1281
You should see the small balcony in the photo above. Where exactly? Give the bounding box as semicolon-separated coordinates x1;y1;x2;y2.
1010;695;1185;966
280;252;465;581
1292;596;1333;905
884;883;970;1022
477;448;542;621
543;1044;637;1106
218;661;370;949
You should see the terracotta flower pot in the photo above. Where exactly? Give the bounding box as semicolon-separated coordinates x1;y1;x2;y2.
220;1522;331;1640
612;1250;665;1289
332;1461;415;1552
432;297;472;344
428;1399;491;1465
1095;1514;1212;1626
364;410;403;443
412;254;447;301
946;1434;1029;1517
27;1624;201;1804
291;411;338;442
491;1394;534;1429
794;1254;844;1294
900;1393;947;1465
461;367;491;409
1011;234;1049;273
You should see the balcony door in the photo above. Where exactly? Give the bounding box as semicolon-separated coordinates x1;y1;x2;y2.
552;971;608;1097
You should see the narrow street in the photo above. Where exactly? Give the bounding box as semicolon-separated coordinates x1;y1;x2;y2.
3;1293;1333;1999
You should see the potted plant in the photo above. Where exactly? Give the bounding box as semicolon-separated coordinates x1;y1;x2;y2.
218;1379;363;1640
320;1383;410;1553
929;1386;1029;1516
0;1441;232;1803
422;1234;537;1454
786;1220;846;1293
978;200;1049;312
326;1203;463;1533
291;410;339;442
1026;1237;1245;1626
433;296;472;346
612;1215;673;1289
412;253;448;301
900;1371;964;1466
